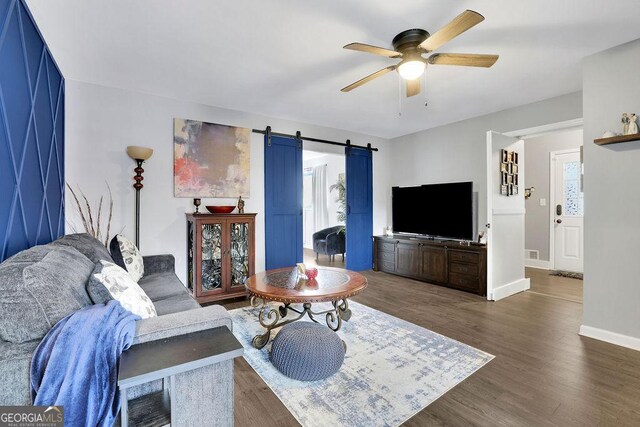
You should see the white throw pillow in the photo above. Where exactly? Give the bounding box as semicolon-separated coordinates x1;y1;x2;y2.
90;260;157;319
110;234;144;282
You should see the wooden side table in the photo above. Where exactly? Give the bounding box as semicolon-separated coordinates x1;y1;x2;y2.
118;327;243;427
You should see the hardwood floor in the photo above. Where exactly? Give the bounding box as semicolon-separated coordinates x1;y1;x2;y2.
303;248;345;268
526;267;583;303
225;270;640;426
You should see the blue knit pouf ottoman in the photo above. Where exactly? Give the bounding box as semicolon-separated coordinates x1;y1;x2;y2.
270;322;345;381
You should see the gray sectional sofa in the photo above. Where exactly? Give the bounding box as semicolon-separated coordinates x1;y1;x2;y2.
0;234;235;423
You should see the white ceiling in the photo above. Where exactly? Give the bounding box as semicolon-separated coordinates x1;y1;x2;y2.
26;0;640;139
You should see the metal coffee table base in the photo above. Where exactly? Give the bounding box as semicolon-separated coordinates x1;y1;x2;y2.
250;296;352;349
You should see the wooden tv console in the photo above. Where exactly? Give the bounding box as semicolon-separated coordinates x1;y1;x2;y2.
373;235;487;296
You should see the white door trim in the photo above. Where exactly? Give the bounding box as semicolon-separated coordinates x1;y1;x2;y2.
549;148;581;271
503;118;584;139
485;131;493;301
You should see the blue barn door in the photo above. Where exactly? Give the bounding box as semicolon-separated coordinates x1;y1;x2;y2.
264;135;303;270
346;147;373;271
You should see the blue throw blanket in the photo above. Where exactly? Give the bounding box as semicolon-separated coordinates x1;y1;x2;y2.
31;300;140;427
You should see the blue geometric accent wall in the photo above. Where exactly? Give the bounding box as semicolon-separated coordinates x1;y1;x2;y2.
0;0;64;262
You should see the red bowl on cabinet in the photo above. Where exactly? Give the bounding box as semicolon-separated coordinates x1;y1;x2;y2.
206;206;235;214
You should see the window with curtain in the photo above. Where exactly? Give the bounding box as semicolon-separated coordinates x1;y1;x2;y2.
312;164;329;231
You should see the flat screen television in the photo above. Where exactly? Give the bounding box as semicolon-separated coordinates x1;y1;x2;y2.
392;182;474;240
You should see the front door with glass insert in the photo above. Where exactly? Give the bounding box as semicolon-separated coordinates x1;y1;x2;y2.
552;150;584;273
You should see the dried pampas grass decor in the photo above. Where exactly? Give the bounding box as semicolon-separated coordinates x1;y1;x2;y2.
66;182;114;247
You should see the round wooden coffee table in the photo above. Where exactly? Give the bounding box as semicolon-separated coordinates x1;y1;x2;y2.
245;266;367;349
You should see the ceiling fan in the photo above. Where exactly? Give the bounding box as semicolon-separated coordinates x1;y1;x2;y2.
341;10;498;98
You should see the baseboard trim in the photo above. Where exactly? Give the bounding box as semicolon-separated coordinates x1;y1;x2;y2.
525;258;551;270
579;325;640;351
491;278;531;301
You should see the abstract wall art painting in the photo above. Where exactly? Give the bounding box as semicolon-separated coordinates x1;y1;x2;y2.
174;118;251;197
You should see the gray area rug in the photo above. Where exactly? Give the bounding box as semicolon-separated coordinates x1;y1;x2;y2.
230;301;494;427
550;270;583;280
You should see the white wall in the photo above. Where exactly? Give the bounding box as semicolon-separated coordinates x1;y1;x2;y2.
524;129;583;262
582;38;640;348
65;80;389;283
387;92;583;237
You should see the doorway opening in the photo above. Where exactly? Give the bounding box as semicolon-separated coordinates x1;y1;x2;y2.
264;133;373;272
302;149;346;267
486;119;584;302
521;128;583;302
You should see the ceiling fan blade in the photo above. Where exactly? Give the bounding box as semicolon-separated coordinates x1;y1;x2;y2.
428;53;499;67
344;43;401;58
419;10;485;52
341;65;397;92
406;79;420;97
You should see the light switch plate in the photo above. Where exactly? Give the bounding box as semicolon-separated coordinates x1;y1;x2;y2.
539;198;546;206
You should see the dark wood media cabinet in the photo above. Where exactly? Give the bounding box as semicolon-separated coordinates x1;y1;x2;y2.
373;235;487;296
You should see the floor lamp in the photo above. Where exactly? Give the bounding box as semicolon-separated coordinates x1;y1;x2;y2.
126;146;153;248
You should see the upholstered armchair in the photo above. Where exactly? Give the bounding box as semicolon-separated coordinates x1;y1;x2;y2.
312;226;345;261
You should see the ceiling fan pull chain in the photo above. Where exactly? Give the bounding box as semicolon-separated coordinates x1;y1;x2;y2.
424;71;428;107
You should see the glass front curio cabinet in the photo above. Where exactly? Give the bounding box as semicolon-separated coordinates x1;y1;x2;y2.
186;213;256;303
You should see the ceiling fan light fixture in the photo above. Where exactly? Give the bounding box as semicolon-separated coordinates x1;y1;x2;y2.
341;10;496;97
398;60;425;80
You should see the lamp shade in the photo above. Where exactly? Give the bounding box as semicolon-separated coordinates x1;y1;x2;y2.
126;146;153;161
398;60;426;80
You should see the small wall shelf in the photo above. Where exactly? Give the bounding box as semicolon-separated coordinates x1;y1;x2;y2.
594;134;640;146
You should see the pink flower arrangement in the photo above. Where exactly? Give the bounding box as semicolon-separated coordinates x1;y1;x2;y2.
306;267;318;280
